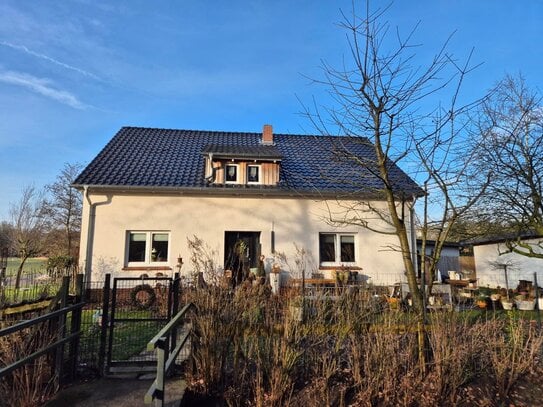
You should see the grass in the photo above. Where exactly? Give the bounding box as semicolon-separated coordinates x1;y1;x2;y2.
5;257;48;277
1;285;59;304
77;309;162;363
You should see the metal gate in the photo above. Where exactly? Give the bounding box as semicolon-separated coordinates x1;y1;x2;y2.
105;276;180;374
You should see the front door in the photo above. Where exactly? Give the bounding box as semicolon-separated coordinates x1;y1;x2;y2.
224;231;261;286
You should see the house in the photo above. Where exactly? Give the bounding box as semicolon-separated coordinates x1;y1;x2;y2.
468;233;543;289
74;125;423;285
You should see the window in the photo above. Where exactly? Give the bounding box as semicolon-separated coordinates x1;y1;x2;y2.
127;231;169;265
319;233;356;265
247;165;260;184
225;164;239;183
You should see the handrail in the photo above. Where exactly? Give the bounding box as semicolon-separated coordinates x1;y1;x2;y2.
147;303;195;351
0;302;84;335
0;302;84;379
144;302;196;406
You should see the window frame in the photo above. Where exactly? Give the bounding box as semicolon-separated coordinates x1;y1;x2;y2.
225;163;240;184
247;164;261;184
319;232;357;266
126;231;170;267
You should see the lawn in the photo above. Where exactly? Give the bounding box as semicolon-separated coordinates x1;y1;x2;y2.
6;257;48;276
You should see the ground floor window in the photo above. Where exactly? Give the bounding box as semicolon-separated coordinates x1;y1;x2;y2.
319;233;356;265
127;231;169;265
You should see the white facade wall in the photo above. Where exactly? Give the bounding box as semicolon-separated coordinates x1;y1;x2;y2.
79;191;414;286
473;240;543;289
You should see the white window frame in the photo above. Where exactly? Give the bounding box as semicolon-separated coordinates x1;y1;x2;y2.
225;163;240;184
247;164;261;184
319;232;357;266
126;231;170;266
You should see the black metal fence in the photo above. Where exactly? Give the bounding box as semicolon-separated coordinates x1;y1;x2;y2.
0;276;84;405
77;273;183;376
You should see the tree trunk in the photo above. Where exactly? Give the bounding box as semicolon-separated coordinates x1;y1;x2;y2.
15;253;30;290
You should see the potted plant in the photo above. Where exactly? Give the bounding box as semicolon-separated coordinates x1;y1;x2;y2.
476;294;488;309
501;297;514;310
515;296;536;311
386;296;400;310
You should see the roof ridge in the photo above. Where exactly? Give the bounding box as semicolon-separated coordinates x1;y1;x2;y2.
119;126;370;140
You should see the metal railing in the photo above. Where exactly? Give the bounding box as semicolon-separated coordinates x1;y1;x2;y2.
144;302;196;406
0;275;84;388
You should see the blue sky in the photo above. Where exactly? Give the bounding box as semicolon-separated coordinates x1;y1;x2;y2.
0;0;542;220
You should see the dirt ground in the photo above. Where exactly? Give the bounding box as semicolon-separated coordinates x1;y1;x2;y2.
45;376;186;407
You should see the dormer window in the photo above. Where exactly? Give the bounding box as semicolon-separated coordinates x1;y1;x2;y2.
202;144;282;186
225;164;239;183
247;165;260;184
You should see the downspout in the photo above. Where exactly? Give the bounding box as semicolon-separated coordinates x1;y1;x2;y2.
83;186;112;283
410;195;419;280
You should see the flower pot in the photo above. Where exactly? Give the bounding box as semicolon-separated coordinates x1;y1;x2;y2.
539;298;543;311
387;297;400;310
515;300;535;311
269;272;281;294
490;293;501;302
501;300;514;310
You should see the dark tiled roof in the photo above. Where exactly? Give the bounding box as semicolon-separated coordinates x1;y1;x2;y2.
201;144;283;160
74;126;423;197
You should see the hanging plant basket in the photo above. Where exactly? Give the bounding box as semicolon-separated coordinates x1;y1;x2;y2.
130;284;156;310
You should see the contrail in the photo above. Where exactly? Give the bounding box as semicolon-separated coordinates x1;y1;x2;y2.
0;70;87;109
0;40;102;81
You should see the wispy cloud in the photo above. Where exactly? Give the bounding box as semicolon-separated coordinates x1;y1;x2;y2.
0;40;102;81
0;70;86;109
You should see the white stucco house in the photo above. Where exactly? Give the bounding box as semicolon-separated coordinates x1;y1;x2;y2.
470;234;543;289
74;125;423;285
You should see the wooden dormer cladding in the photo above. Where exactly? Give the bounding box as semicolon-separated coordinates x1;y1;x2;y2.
202;144;283;187
208;160;280;185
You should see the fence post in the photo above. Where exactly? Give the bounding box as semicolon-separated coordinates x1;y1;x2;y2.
534;272;541;331
67;274;84;382
170;276;180;362
155;338;168;407
98;273;111;376
54;276;70;387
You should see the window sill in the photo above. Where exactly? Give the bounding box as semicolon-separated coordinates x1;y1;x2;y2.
122;266;173;271
319;266;363;271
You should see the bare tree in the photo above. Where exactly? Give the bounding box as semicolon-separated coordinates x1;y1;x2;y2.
474;74;543;259
9;186;46;289
43;163;83;258
303;2;486;310
0;221;12;252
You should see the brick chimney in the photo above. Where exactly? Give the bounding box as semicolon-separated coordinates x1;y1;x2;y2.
262;124;273;145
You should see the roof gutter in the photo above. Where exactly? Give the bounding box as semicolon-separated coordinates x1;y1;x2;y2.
72;183;419;201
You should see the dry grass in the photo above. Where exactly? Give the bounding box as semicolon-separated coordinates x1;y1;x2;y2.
0;320;58;407
184;283;543;407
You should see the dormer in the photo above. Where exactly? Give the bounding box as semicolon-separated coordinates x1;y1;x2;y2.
202;125;282;187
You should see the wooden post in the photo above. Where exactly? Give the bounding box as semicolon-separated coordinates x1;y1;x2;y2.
54;276;70;386
534;272;541;331
170;276;180;362
67;274;84;381
155;338;168;407
98;273;111;376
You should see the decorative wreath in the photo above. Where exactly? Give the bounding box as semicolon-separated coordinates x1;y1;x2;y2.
130;284;156;310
